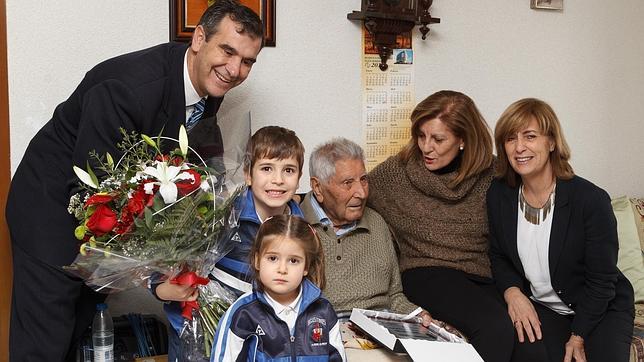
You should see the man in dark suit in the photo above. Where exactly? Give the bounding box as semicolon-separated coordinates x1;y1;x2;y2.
4;1;263;360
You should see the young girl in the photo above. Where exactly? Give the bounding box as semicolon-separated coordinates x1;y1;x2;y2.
211;215;346;362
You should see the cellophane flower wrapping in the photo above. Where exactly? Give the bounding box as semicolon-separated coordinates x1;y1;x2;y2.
67;184;242;292
180;280;237;361
65;123;250;358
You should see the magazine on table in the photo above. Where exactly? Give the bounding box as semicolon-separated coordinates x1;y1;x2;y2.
349;308;483;361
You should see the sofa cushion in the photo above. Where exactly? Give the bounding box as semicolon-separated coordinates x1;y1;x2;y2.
631;198;644;253
631;303;644;362
612;196;644;303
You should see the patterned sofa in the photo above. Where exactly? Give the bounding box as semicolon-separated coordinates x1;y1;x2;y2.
634;304;643;361
612;196;644;362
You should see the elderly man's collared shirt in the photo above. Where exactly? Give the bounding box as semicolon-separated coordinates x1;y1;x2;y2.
308;195;357;237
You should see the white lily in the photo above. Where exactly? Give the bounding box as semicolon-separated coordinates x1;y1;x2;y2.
73;166;99;189
142;161;194;204
179;125;189;157
200;179;211;192
200;174;217;192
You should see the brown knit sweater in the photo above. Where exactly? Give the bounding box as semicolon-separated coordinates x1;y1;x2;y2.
368;156;495;278
301;192;419;315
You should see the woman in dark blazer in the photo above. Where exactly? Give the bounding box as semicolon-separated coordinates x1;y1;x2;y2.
488;98;634;361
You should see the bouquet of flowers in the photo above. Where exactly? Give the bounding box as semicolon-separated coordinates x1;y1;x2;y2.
66;125;246;358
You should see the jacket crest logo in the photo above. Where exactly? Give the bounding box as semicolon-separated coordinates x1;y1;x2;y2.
231;232;241;243
255;325;266;335
311;322;323;342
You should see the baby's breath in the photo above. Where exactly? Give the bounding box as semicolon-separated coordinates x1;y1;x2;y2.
67;194;84;219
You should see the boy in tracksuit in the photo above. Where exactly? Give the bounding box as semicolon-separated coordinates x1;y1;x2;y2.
212;125;306;294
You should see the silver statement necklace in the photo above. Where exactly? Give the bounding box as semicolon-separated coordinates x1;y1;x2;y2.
519;182;556;225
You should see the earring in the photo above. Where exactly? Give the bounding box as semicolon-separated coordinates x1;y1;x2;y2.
459;144;464;151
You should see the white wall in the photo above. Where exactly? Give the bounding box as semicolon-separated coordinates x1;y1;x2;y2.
8;0;644;199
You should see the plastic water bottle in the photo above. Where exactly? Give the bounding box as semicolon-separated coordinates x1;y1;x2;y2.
92;303;114;362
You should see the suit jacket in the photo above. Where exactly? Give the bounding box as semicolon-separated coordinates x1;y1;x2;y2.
6;42;223;266
487;175;634;338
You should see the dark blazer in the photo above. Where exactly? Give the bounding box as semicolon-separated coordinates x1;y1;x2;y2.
6;42;223;266
487;175;634;338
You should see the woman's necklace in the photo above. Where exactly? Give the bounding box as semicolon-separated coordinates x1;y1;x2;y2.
519;181;556;225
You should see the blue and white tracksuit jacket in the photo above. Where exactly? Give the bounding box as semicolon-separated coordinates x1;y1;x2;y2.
215;188;304;289
211;279;346;362
164;189;305;336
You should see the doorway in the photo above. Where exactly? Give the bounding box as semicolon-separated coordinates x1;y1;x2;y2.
1;0;13;360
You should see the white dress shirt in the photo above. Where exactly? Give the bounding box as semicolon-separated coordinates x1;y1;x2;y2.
183;50;204;121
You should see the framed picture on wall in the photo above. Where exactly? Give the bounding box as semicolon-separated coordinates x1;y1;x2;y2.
170;0;275;46
530;0;563;10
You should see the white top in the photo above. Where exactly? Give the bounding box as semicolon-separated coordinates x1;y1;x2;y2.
263;286;303;334
516;190;574;315
183;50;204;121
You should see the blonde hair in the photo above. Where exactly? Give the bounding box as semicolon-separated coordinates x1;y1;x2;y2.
398;90;494;187
250;215;326;290
494;98;574;187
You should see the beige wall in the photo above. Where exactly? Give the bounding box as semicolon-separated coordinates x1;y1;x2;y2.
6;1;644;195
4;0;644;343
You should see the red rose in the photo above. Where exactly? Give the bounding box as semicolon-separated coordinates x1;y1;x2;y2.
141;181;157;206
175;169;202;196
127;190;147;216
86;204;118;236
170;156;184;166
114;205;135;235
84;194;114;207
114;219;131;235
140;180;158;204
155;154;170;162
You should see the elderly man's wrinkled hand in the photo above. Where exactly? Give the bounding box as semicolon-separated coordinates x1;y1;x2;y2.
563;334;586;362
418;310;434;327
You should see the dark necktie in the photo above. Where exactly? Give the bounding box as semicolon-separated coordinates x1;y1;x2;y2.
185;98;206;132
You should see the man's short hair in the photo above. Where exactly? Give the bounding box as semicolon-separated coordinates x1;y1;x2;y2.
198;0;264;44
244;126;305;175
309;138;365;183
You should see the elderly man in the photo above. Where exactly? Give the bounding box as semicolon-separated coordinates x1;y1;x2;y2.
301;137;430;320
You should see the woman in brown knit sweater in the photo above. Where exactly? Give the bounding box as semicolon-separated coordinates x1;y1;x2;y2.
368;90;516;362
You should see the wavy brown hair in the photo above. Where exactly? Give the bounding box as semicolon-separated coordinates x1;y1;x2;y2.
398;90;494;187
250;215;326;290
494;98;574;187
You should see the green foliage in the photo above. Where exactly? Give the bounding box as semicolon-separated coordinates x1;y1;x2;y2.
114;186;243;266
